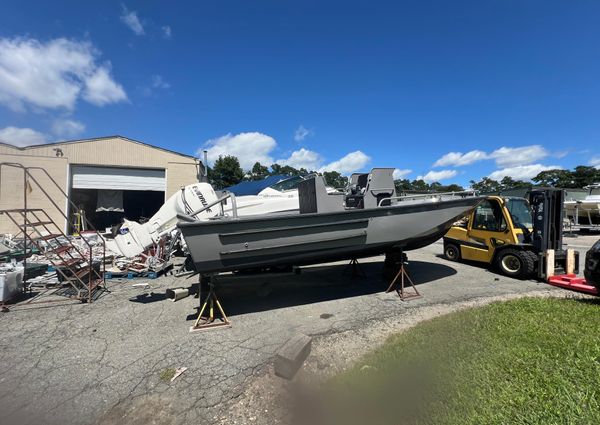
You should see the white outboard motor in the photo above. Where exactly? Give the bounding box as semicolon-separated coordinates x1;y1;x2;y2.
106;183;220;257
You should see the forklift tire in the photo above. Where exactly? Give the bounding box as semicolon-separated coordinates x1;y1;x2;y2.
495;249;535;278
524;250;539;266
444;243;461;262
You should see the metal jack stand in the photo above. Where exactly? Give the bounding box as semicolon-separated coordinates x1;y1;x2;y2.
189;275;231;332
343;258;366;278
385;252;421;301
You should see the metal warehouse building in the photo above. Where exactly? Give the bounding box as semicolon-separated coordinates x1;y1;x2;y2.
0;135;205;234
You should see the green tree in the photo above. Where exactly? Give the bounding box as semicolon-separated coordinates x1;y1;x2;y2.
499;176;530;190
439;183;465;192
426;182;465;192
394;179;412;192
532;169;573;187
249;162;270;181
571;166;600;188
469;177;501;193
322;171;348;188
410;179;430;192
270;164;302;176
270;163;283;175
209;155;244;189
280;165;301;176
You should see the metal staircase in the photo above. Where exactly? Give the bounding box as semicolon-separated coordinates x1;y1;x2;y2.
0;163;106;303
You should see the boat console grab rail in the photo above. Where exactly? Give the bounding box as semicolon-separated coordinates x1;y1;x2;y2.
378;190;478;207
186;192;239;221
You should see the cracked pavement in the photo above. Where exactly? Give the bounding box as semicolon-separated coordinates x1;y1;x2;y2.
0;234;597;424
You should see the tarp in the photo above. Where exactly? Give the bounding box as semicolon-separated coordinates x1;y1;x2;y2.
224;175;287;196
96;190;124;212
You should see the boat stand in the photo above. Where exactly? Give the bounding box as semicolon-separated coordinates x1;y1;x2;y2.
385;253;421;301
189;275;231;332
343;258;366;278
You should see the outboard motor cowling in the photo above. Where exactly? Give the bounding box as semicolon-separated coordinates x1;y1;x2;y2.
584;239;600;290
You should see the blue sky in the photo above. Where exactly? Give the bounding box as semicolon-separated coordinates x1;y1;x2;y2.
1;1;599;185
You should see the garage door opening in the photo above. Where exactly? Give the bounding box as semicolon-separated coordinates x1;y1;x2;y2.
70;189;165;232
69;166;166;233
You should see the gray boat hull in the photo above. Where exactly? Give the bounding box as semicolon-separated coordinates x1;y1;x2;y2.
178;197;482;274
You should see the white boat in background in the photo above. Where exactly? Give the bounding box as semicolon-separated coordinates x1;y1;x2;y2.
564;183;600;226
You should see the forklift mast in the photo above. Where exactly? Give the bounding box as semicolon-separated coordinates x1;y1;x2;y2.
529;188;564;254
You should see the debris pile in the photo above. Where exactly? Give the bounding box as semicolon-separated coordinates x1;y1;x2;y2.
1;227;181;286
106;231;177;277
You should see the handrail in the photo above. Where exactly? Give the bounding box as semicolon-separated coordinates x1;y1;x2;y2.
187;192;238;220
0;162;106;302
1;163;101;234
176;214;196;223
378;190;479;207
2;211;94;297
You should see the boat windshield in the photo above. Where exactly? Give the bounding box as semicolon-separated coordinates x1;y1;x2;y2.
506;198;533;229
269;176;305;192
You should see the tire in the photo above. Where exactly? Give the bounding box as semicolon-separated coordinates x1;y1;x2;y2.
444;243;461;262
584;240;600;292
524;250;539;266
495;249;535;278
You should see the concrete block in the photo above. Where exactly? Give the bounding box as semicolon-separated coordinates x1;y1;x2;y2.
166;287;189;302
274;333;312;380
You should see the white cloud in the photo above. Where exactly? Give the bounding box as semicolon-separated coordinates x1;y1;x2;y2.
488;164;561;180
417;169;458;183
320;151;371;174
120;5;145;35
393;168;412;180
202;132;277;170
51;119;85;138
162;26;172;39
554;150;569;159
83;66;128;106
294;125;312;142
489;145;548;168
432;145;549;168
433;150;487;167
151;75;170;89
279;148;371;174
277;148;322;171
140;75;171;96
591;157;600;169
0;37;127;111
201;132;371;174
0;126;47;147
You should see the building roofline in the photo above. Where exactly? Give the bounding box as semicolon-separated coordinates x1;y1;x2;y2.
0;135;199;160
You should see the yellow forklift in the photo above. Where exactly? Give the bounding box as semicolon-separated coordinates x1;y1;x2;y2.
443;188;579;279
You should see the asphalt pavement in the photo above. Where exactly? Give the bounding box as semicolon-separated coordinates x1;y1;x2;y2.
0;234;597;425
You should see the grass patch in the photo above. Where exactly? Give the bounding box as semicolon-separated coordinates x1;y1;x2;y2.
325;297;600;425
159;368;176;382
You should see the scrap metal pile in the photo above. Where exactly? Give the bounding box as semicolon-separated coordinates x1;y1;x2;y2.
0;229;180;288
105;229;180;277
